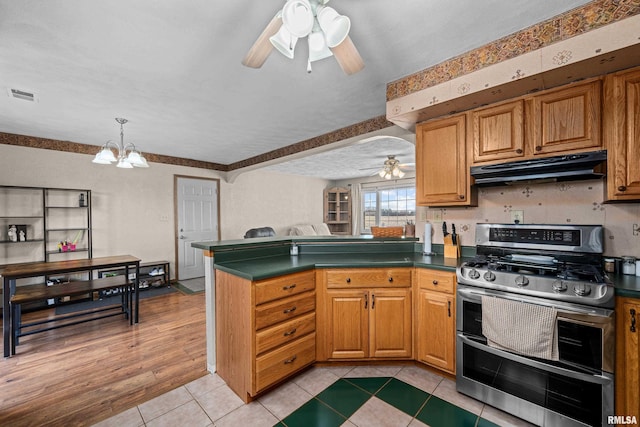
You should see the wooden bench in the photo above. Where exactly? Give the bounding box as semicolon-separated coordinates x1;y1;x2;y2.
10;275;133;348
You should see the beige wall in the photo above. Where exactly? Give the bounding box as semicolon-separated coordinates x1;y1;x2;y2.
0;145;329;278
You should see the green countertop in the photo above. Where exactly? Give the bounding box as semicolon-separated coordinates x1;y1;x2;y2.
193;236;640;298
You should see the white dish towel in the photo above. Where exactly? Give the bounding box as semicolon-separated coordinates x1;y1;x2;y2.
481;295;559;361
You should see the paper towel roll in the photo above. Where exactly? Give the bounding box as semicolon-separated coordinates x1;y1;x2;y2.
424;223;433;255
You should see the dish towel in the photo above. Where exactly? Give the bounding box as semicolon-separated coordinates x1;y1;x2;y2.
481;295;559;361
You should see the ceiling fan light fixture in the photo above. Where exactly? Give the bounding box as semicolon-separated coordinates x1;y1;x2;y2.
269;25;298;59
317;6;350;47
282;0;314;37
308;29;332;61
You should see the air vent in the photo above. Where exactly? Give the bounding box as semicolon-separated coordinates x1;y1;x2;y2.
7;88;38;102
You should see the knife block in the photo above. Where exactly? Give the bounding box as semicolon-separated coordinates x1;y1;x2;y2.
443;235;460;259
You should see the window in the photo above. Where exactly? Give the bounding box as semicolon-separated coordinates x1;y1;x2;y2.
362;183;415;233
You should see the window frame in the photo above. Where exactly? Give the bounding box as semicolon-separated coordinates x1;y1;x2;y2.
360;179;416;234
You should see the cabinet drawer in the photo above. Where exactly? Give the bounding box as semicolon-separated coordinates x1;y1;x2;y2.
255;332;316;393
256;312;316;355
325;268;411;288
416;269;456;294
255;291;315;330
255;270;315;305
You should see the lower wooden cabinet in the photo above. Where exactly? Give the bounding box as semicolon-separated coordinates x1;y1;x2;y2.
616;296;640;419
215;269;316;403
414;268;456;374
317;268;412;361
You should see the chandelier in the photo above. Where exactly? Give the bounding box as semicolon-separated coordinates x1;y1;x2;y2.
379;155;405;180
92;118;149;168
242;0;364;74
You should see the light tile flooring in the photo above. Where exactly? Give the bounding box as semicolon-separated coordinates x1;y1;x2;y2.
92;364;535;427
175;277;206;294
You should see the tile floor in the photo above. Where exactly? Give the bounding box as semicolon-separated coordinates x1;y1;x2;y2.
92;364;535;427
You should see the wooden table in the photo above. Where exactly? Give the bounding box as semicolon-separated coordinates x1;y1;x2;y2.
1;255;140;357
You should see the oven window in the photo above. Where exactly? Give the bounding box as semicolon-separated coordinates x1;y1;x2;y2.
463;344;602;426
462;300;483;337
557;320;602;372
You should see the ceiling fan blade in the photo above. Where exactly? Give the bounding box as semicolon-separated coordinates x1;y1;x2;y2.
330;35;364;75
242;14;282;69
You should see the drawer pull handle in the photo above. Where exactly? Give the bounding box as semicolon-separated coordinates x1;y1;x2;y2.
283;306;297;314
448;301;451;317
284;355;297;364
432;280;438;285
284;328;297;336
631;309;637;333
346;278;351;283
364;293;368;309
282;283;297;290
388;277;393;282
371;293;375;309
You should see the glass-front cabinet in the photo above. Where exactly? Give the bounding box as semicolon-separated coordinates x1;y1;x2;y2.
323;187;351;235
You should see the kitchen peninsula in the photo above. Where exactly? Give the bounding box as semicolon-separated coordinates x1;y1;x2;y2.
192;235;466;402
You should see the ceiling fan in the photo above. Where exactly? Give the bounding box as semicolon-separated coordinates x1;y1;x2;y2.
361;155;415;179
242;0;364;75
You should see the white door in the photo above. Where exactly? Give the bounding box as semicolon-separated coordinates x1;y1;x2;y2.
176;177;219;280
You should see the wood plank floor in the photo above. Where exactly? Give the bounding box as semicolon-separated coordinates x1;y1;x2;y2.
0;290;207;427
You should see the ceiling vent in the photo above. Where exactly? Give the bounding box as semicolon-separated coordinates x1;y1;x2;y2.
7;88;38;102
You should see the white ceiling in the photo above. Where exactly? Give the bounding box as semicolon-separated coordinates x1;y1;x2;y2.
0;0;591;179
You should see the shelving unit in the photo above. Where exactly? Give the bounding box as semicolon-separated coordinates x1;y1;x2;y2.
323;187;351;235
0;185;93;310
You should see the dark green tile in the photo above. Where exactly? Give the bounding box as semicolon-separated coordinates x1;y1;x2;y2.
281;398;346;427
477;418;501;427
416;396;478;427
344;377;391;395
315;379;372;418
376;378;430;417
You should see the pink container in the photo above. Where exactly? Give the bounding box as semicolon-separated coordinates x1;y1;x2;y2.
61;245;69;252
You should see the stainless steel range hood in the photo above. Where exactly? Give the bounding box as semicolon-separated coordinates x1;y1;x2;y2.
470;150;607;186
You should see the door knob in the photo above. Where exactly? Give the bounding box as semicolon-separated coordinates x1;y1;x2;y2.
179;235;185;239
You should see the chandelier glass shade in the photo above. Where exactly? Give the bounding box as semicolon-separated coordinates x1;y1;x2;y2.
378;155;405;180
92;118;149;168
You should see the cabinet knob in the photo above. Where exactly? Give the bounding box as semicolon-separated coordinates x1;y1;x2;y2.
535;145;542;151
346;278;351;283
618;185;627;192
459;195;465;200
432;280;438;285
388;277;393;282
516;149;523;154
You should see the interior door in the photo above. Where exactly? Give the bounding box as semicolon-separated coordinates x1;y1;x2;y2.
176;176;219;280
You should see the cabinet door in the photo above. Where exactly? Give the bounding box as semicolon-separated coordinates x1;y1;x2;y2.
416;114;472;206
472;100;525;164
529;80;601;155
369;288;412;358
605;68;640;201
325;289;369;359
416;289;455;373
616;297;640;419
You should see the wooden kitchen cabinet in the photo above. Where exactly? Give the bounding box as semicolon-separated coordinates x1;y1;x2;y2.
324;187;351;235
615;296;640;420
529;79;601;156
471;100;525;164
215;269;316;402
604;67;640;201
415;114;475;206
317;268;412;360
414;268;456;374
469;79;602;167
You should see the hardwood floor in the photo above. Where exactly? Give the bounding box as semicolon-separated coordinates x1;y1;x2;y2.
0;290;207;427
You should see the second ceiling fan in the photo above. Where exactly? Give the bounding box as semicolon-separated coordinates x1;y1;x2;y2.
242;0;364;75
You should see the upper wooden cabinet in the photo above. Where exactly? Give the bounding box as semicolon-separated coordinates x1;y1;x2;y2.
604;67;640;201
416;114;475;206
529;80;601;156
469;79;603;167
472;100;525;164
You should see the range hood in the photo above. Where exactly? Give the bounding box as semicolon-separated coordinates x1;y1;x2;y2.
470;150;607;186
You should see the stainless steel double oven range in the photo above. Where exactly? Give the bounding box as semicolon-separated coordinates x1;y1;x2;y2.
456;223;615;427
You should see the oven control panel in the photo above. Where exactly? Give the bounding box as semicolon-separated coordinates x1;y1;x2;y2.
476;224;603;253
490;228;580;246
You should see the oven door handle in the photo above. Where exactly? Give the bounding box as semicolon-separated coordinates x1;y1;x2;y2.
458;334;612;385
457;286;612;317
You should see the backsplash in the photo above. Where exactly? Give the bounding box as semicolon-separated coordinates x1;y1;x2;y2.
417;180;640;258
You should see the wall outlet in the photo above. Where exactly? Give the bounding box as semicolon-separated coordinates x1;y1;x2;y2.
634;224;639;236
431;209;443;222
510;210;524;224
